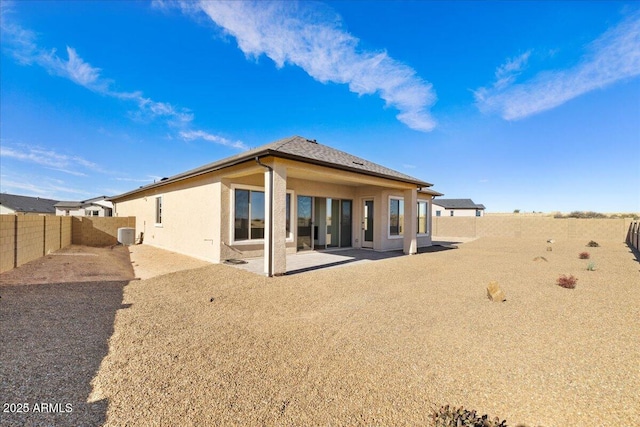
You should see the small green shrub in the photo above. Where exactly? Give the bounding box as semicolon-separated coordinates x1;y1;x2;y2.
579;252;590;259
557;274;578;289
587;240;600;247
587;262;596;271
431;405;508;427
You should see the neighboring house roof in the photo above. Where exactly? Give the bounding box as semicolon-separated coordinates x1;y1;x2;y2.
55;196;112;209
432;199;485;210
419;187;444;197
111;136;434;200
0;193;59;214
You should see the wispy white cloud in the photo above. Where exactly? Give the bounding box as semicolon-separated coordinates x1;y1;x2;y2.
0;143;99;175
114;176;162;183
47;168;88;177
493;51;531;90
475;12;640;120
1;4;192;126
171;0;437;132
0;177;91;198
180;130;248;150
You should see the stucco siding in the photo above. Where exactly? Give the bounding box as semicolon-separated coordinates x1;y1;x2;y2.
113;158;435;265
115;173;222;263
432;207;484;217
0;206;16;215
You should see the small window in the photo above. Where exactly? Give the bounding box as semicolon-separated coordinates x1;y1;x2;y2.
436;210;441;217
389;198;404;236
285;193;291;237
476;209;481;217
417;201;428;235
450;211;454;217
155;196;163;225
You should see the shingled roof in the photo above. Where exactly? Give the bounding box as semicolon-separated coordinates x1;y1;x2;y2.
112;136;433;200
55;196;111;209
433;199;485;210
0;193;59;214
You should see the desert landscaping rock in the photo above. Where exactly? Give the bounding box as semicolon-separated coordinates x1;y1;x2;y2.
1;238;639;426
487;281;506;302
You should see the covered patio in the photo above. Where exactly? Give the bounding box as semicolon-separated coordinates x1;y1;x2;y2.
225;243;458;276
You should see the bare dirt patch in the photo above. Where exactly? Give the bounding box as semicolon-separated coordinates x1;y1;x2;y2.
0;244;134;286
0;245;134;427
86;238;639;426
127;244;210;280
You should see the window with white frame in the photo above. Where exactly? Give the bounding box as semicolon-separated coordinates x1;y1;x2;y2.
417;201;429;235
389;197;404;236
155;196;163;225
233;187;292;242
234;189;264;240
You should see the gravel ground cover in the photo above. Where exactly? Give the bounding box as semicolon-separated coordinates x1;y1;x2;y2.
87;237;639;426
2;239;638;426
0;245;134;427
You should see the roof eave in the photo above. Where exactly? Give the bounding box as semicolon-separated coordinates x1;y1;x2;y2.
110;149;431;201
264;149;431;187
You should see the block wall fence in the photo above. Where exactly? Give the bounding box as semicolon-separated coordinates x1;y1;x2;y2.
433;216;636;242
628;221;639;253
1;214;636;274
0;215;135;273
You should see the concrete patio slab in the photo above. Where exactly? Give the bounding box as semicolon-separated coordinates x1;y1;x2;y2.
226;245;458;276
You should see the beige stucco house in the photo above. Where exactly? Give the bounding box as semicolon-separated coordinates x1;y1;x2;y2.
432;199;485;217
0;193;58;215
110;136;441;276
55;196;114;217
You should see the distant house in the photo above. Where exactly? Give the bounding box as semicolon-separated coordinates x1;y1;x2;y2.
0;193;59;215
110;136;442;276
432;199;485;217
55;196;113;217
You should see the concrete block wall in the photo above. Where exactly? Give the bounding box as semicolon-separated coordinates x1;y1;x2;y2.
627;221;639;252
72;217;136;246
433;216;635;241
16;215;46;267
433;216;476;237
0;215;134;273
61;216;72;247
44;216;62;255
0;215;16;272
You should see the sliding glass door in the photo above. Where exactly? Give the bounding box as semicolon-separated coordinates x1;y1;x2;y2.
297;195;313;251
297;196;352;251
340;200;352;247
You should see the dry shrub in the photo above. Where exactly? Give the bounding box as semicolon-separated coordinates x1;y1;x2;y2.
579;252;590;259
557;274;578;289
431;405;508;427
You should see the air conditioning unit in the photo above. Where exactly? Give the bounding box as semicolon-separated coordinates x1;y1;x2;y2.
117;227;135;245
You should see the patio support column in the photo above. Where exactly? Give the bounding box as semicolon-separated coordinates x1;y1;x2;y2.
403;187;418;255
260;157;287;276
270;160;287;276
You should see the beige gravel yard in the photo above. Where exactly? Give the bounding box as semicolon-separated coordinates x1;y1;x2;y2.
2;238;639;426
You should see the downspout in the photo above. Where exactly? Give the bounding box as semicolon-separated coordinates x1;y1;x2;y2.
255;157;273;277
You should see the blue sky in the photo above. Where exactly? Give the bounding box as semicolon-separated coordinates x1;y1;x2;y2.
1;0;639;213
